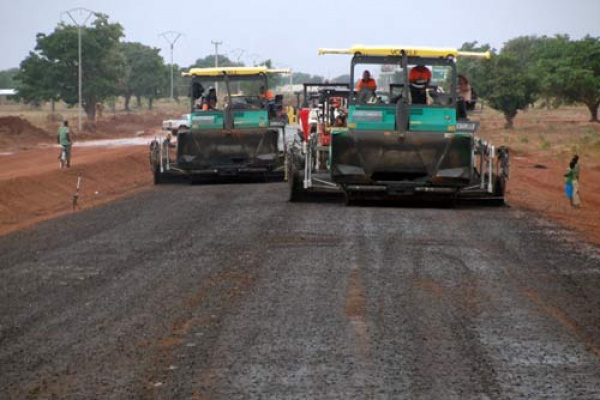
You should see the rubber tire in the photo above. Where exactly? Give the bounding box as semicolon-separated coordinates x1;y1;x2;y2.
289;170;308;202
153;166;164;185
493;175;507;206
344;190;361;206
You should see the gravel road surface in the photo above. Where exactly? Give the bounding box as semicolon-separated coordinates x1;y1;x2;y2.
1;183;600;399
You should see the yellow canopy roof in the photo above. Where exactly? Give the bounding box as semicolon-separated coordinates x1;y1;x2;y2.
318;45;491;59
182;66;292;77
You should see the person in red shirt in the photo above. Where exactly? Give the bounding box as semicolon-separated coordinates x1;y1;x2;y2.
409;65;431;104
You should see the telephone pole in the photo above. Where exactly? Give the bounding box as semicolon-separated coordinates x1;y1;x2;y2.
159;31;183;101
211;40;222;68
211;40;222;93
62;8;96;132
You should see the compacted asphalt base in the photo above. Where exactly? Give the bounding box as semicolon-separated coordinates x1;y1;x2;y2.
1;182;600;399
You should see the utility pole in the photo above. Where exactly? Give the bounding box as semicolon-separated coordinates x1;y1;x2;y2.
63;8;95;133
159;31;183;101
211;40;222;94
230;48;245;64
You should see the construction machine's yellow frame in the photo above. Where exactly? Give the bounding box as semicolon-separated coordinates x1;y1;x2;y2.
183;66;291;77
318;45;491;59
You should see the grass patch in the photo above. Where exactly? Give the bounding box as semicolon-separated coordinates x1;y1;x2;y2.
538;134;551;150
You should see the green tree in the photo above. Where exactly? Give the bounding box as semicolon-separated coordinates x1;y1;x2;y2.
190;55;242;69
502;35;564;109
456;42;494;99
0;68;19;88
536;35;600;121
15;52;61;107
502;35;556;66
120;42;167;110
480;53;538;128
16;13;125;123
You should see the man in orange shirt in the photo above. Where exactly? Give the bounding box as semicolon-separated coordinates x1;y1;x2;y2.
259;86;275;101
409;65;431;104
356;70;377;92
356;70;377;103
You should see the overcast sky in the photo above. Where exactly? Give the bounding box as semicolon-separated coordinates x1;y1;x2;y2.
1;0;599;79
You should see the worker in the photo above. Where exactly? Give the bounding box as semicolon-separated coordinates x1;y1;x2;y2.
330;97;346;125
356;70;377;92
409;65;431;104
334;114;346;127
57;120;72;169
192;83;205;109
259;86;275;101
201;87;217;110
356;70;377;103
457;75;472;103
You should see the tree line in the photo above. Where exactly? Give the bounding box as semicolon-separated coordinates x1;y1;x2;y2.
1;12;331;124
457;35;600;128
2;12;599;129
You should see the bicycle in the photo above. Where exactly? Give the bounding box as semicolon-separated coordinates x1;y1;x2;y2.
59;146;68;169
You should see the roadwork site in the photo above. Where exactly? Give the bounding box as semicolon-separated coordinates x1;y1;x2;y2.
1;178;600;398
1;105;600;399
2;1;600;397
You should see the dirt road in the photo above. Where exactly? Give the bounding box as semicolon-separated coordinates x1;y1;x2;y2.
1;183;599;399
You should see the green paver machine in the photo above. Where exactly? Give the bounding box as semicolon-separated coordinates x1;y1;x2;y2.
150;66;291;183
287;45;509;204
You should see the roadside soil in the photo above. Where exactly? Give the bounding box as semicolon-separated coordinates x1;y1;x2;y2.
0;107;599;244
0;113;164;236
478;106;600;245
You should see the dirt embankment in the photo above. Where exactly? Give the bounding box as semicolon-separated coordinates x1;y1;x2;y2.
481;107;600;245
506;155;600;243
0;116;51;149
0;112;167;235
0;146;152;235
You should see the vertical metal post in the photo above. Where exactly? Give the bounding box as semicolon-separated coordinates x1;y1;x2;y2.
64;8;94;132
159;31;183;101
169;43;174;100
77;25;82;132
212;40;222;94
488;146;495;193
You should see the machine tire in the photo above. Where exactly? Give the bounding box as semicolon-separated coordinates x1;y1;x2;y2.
153;166;164;185
494;175;506;196
289;172;307;202
344;190;361;206
288;160;307;202
492;175;507;206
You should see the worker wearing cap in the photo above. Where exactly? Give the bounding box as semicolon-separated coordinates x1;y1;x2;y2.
409;65;431;104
